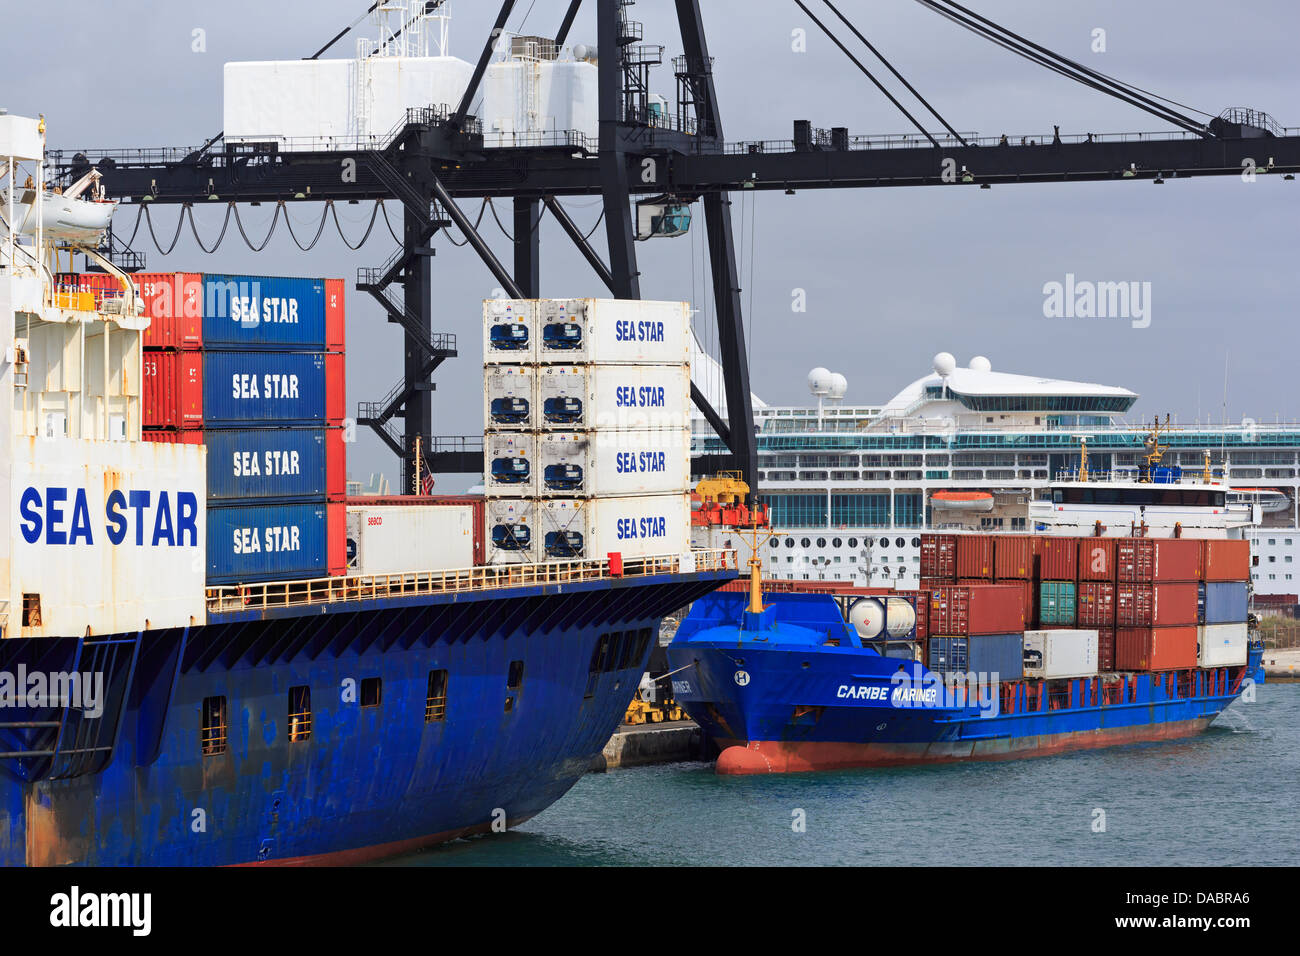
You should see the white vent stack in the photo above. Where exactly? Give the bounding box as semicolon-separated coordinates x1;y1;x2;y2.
483;298;693;565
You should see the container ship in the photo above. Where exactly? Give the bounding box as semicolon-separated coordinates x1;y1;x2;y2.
668;464;1263;773
0;114;732;864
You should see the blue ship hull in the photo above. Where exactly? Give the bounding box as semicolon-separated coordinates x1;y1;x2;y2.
0;568;730;865
666;592;1261;774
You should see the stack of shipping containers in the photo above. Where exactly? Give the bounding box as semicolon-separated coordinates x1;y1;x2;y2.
482;298;692;565
920;532;1251;675
128;272;348;584
918;535;1025;678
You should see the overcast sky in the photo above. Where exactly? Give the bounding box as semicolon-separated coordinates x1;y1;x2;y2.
6;1;1298;489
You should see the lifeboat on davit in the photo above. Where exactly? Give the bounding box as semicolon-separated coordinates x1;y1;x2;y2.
930;490;995;512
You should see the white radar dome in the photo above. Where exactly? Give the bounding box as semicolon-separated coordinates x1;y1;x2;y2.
808;367;834;396
969;355;992;373
572;43;593;60
932;352;957;377
828;373;847;400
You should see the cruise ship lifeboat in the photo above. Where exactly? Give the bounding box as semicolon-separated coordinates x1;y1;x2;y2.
931;490;995;512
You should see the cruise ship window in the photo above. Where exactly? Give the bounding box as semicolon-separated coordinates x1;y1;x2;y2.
895;537;905;547
1269;538;1276;545
785;538;795;548
848;538;858;548
849;557;856;563
911;537;921;547
816;538;826;548
769;538;779;548
801;538;811;548
832;537;842;548
879;538;889;548
1269;556;1276;563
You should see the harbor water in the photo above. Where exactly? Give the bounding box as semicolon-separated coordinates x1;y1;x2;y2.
379;684;1299;866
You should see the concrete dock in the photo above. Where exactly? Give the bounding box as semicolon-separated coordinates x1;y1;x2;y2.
1261;647;1300;682
589;720;715;772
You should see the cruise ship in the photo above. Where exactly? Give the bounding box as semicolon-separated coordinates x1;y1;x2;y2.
690;349;1298;598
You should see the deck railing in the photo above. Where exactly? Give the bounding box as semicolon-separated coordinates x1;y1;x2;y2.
205;548;737;615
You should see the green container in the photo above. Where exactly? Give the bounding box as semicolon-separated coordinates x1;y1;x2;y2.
1039;580;1077;626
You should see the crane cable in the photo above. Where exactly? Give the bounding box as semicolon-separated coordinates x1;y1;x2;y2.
791;0;941;147
913;0;1209;135
819;0;967;146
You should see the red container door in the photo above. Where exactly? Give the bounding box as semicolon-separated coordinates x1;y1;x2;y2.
1077;581;1115;627
1039;537;1078;580
1153;539;1201;582
1077;537;1117;581
137;273;202;349
326;427;346;501
1097;628;1116;670
325;352;346;424
920;534;957;580
1116;626;1197;671
1201;539;1250;582
956;535;994;580
142;352;170;428
966;583;1026;635
325;278;346;352
1116;538;1153;583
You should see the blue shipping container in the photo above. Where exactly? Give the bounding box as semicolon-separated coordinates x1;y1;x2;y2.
203;274;328;350
1201;581;1248;624
207;500;329;584
204;428;329;501
929;633;1024;681
203;351;328;424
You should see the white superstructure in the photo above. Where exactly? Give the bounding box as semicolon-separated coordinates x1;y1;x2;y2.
691;350;1299;598
2;114;207;639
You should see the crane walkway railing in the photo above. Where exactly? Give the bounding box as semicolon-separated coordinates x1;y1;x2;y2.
206;548;737;615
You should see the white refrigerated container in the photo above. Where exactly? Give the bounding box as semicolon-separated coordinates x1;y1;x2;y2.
535;364;690;430
484;431;538;496
346;504;475;575
1197;623;1249;667
536;429;691;497
484;498;537;565
535;298;691;365
537;494;690;561
484;364;537;429
483;298;537;363
1022;629;1100;679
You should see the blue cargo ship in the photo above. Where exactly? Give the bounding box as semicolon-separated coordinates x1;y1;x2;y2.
0;556;731;865
667;588;1261;774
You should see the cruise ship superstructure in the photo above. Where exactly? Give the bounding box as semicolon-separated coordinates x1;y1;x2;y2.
691;349;1297;596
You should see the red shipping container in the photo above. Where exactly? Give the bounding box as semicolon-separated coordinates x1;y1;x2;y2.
325;278;346;352
955;535;994;580
993;534;1036;579
1077;581;1116;627
1039;536;1078;580
142;428;203;444
327;501;347;576
1115;625;1197;671
1116;537;1201;583
142;351;203;429
1115;582;1198;627
325;352;346;424
996;578;1037;629
1201;539;1250;582
326;427;347;501
136;272;203;349
1077;537;1118;581
1098;628;1116;671
927;583;1025;636
920;534;957;581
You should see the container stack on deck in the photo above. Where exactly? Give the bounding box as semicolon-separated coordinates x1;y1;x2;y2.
482;298;692;565
114;271;349;584
919;532;1251;674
